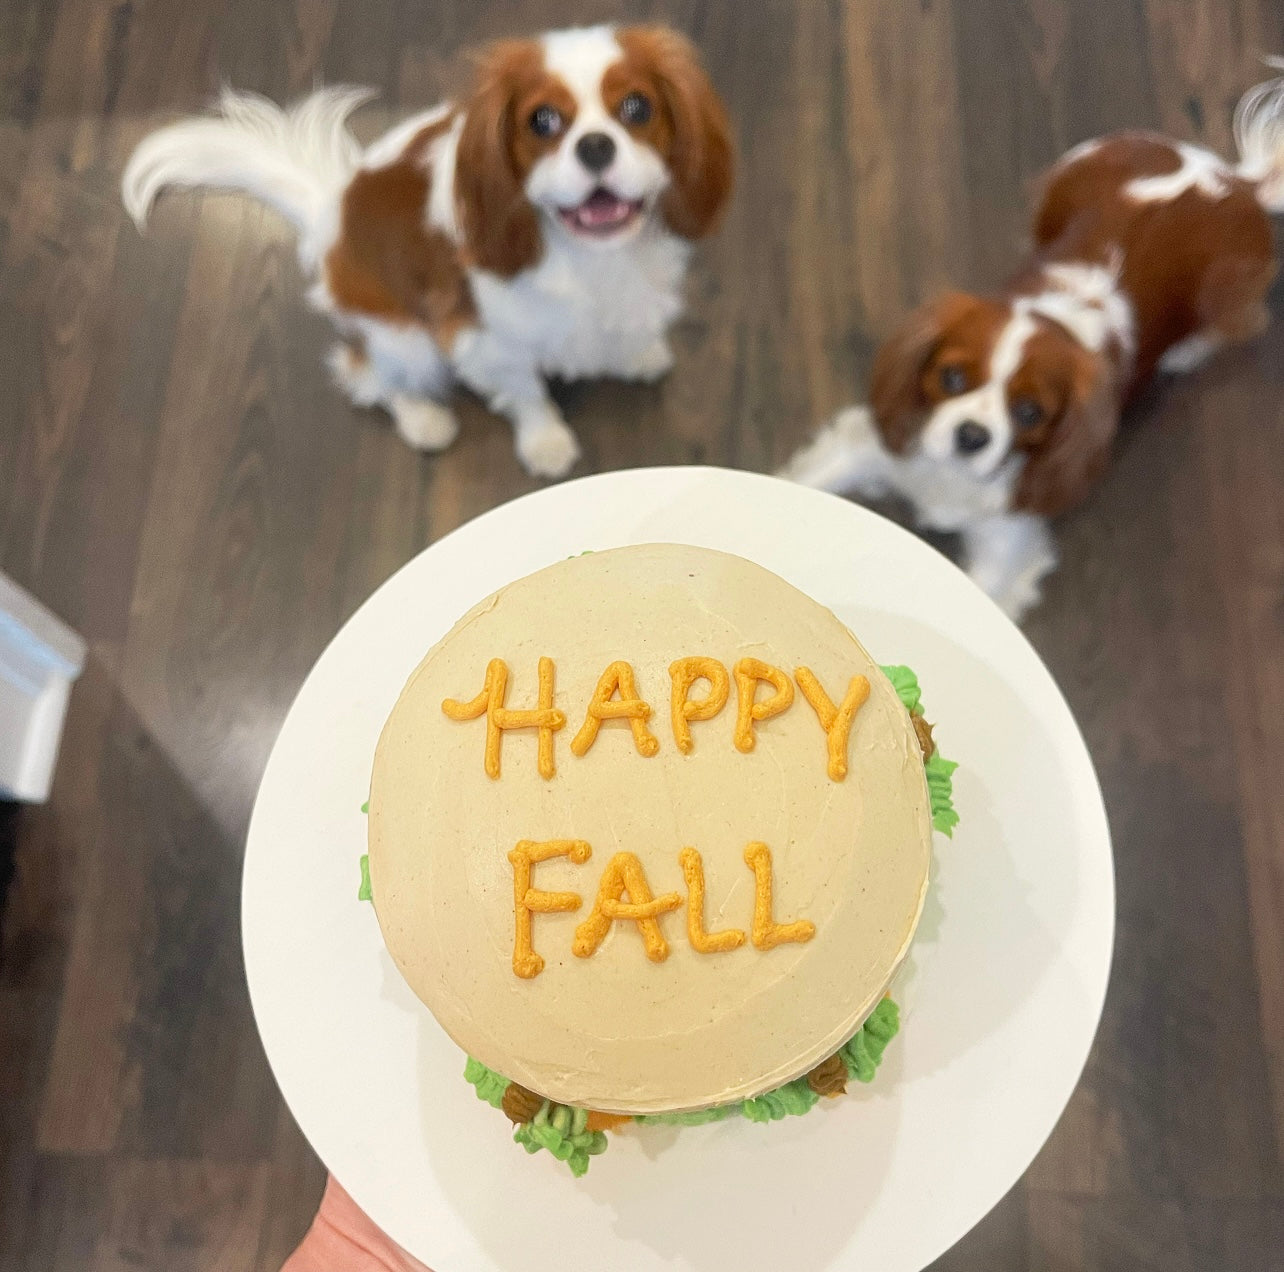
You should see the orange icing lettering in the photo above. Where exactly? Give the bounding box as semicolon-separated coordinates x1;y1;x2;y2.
442;657;566;780
668;657;730;754
678;848;746;953
743;842;815;950
570;661;660;758
508;838;592;979
572;852;681;962
794;667;871;781
732;658;795;753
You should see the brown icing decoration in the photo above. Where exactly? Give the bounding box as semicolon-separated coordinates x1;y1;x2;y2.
913;712;936;760
508;838;592;979
794;667;871;781
572;852;681;962
678;847;746;953
502;1082;545;1124
570;661;661;758
668;657;731;754
806;1052;848;1098
442;657;567;779
743;841;816;950
732;658;795;753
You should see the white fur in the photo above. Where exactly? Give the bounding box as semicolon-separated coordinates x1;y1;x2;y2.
123;24;699;479
1234;59;1284;210
1158;331;1221;374
1021;259;1134;359
122;86;374;269
781;406;1050;620
1124;141;1232;203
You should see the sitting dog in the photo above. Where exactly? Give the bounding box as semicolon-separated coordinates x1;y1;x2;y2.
784;67;1284;618
123;25;732;478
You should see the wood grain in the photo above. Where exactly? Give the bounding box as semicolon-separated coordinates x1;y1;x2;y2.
1;0;1282;1266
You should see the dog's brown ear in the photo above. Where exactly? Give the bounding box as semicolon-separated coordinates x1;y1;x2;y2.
870;292;978;453
1014;349;1120;516
618;26;734;239
455;40;544;277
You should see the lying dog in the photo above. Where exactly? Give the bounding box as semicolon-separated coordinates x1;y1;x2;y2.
785;66;1284;618
123;25;732;478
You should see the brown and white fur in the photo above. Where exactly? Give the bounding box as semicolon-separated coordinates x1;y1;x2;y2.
122;25;732;478
785;67;1284;620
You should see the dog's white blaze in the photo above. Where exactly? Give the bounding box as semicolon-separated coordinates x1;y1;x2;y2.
541;25;621;103
919;310;1038;474
1019;261;1135;358
1124;141;1232;202
989;310;1038;383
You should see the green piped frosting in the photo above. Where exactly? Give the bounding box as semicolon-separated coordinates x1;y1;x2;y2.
741;1076;819;1122
357;855;373;902
880;664;922;714
839;996;900;1082
463;1056;509;1109
925;752;959;837
470;996;904;1172
513;1101;608;1178
879;663;959;836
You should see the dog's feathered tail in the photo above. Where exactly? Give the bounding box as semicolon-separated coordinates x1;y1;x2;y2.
122;86;375;265
1234;57;1284;212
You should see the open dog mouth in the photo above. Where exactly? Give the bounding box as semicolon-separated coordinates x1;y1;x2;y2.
558;188;645;238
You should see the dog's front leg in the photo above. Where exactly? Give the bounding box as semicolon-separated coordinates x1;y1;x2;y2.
454;335;581;479
961;513;1058;622
779;406;898;499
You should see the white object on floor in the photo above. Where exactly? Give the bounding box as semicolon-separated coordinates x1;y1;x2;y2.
0;573;86;803
243;466;1114;1272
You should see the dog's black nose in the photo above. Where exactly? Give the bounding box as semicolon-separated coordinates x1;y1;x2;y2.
575;132;616;172
955;420;991;454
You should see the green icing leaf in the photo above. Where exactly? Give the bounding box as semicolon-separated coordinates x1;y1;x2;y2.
839;997;900;1083
360;800;369;814
879;664;921;715
463;1056;509;1109
879;663;959;836
926;752;960;837
741;1077;819;1123
636;1104;741;1127
513;1102;608;1177
357;854;373;902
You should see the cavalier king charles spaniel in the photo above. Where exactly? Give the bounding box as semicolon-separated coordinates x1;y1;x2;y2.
123;25;732;478
785;66;1284;619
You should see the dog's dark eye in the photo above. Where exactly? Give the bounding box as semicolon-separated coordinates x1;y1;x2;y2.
618;91;653;126
939;365;968;396
529;105;564;138
1011;397;1044;430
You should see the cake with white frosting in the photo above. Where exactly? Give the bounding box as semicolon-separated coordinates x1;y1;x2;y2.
364;544;956;1175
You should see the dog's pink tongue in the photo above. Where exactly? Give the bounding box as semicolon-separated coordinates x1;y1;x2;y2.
577;190;632;227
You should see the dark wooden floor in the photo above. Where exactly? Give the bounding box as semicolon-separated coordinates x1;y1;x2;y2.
2;0;1283;1267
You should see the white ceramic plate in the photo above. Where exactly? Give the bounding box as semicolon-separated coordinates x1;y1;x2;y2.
243;467;1114;1272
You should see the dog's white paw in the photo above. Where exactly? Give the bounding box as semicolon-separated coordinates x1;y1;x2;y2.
967;528;1057;623
628;338;675;383
983;570;1044;623
516;411;581;479
391;394;460;452
328;342;385;408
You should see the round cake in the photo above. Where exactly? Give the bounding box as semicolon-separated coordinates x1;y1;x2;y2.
368;544;938;1137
